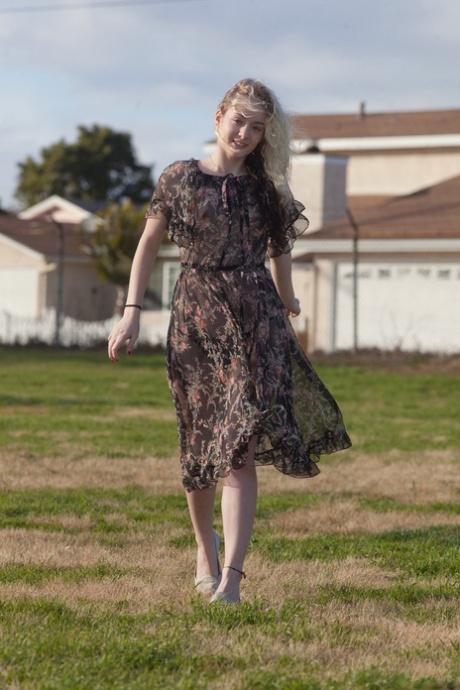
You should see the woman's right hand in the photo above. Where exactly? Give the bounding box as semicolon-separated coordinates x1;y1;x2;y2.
107;311;141;362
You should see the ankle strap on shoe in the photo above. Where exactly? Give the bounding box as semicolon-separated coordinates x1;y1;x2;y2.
224;565;246;579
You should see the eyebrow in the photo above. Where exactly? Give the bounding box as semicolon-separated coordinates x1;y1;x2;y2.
234;111;266;126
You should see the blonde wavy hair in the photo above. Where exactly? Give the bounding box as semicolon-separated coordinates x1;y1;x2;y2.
217;78;292;202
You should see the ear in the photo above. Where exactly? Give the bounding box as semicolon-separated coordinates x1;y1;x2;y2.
214;109;223;128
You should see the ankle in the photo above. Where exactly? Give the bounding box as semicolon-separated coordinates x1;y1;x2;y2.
195;531;221;578
224;565;246;579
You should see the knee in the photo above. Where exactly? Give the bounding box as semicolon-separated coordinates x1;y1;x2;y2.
224;460;256;487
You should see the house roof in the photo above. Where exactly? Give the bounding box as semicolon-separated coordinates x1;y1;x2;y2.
0;215;86;259
301;174;460;244
18;194;102;224
291;108;460;141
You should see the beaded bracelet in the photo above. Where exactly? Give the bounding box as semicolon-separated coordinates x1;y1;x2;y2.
124;304;142;310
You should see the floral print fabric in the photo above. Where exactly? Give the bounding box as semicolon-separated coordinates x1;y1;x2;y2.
147;159;351;492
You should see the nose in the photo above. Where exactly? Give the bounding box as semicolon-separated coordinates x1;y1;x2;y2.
238;123;250;139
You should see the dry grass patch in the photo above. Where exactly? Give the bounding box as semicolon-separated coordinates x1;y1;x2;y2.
0;452;183;492
162;592;459;685
114;406;176;421
270;499;460;536
241;554;399;605
0;527;189;572
0;525;195;614
94;406;177;422
307;598;460;679
258;449;460;505
3;447;460;504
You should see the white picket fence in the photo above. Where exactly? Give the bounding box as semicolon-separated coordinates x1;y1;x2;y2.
0;309;169;348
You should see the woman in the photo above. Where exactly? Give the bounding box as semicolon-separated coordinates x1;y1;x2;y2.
108;78;351;604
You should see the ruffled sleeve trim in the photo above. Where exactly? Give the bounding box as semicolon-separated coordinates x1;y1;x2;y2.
267;198;309;258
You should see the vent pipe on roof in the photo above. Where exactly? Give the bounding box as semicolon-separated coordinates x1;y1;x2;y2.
359;101;366;120
306;140;321;153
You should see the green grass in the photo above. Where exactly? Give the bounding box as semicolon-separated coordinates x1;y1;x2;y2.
257;526;460;577
2;347;460;459
314;365;460;452
0;347;177;458
1;346;460;689
0;486;189;531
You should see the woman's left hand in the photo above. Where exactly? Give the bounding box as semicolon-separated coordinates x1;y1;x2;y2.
286;298;301;317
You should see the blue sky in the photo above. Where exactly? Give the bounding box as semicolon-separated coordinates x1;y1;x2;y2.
1;0;459;209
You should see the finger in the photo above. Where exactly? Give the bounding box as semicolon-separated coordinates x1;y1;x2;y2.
108;342;119;362
108;332;121;362
126;330;140;355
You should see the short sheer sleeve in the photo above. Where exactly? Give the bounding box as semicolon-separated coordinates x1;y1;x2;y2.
145;160;196;249
267;197;309;258
145;162;179;223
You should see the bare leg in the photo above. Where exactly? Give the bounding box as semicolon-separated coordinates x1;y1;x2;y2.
186;484;220;579
215;437;258;601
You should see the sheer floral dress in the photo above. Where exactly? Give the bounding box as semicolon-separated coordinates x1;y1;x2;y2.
147;159;351;492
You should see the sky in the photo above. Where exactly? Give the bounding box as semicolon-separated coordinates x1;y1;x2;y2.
1;0;459;210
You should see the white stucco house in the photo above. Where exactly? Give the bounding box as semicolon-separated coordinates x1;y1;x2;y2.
287;107;460;353
0;213;117;322
0;196;178;344
294;175;460;352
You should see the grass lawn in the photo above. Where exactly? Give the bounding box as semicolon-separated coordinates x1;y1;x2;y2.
0;346;459;689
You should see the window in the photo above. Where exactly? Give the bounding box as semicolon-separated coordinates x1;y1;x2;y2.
417;268;431;278
437;269;451;280
397;268;411;278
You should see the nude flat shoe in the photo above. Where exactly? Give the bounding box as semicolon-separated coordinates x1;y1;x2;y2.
194;530;221;595
209;564;246;604
209;591;240;605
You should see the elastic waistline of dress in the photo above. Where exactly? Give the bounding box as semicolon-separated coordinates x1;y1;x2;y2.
181;262;266;273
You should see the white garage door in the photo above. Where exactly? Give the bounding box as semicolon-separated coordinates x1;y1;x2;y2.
335;262;460;353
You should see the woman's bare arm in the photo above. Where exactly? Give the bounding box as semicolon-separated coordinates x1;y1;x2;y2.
270;252;300;317
108;214;168;360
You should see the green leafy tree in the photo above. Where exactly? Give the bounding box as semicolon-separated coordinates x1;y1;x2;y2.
82;200;147;314
16;125;154;206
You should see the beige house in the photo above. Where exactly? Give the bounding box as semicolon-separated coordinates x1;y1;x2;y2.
0;214;116;321
288;107;460;353
290;107;460;204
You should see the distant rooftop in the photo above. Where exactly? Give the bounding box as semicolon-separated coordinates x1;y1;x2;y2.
291;107;460;141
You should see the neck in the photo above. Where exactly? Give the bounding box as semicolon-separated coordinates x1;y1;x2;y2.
208;150;246;177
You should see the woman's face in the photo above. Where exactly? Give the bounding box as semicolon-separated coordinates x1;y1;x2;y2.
215;106;267;159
